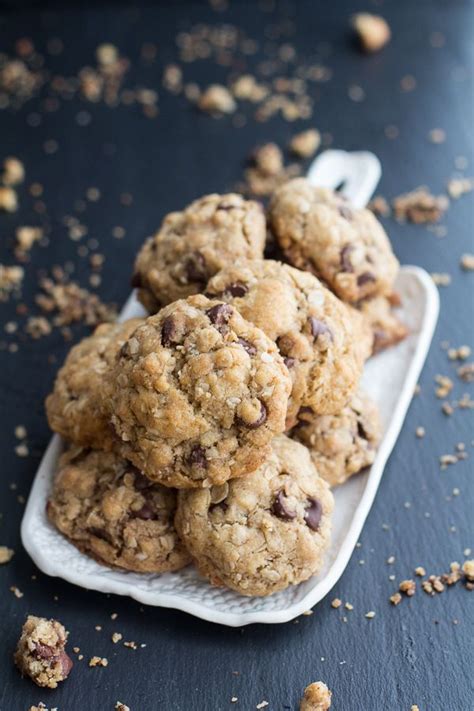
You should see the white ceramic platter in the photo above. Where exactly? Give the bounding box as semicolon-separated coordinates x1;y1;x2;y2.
21;151;439;626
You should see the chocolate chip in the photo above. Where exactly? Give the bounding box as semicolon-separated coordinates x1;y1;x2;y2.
59;651;73;677
209;501;228;513
304;498;322;531
88;527;114;545
187;444;208;469
206;303;233;331
218;202;236;212
271;490;297;521
238;400;267;429
161;316;177;347
184;251;207;284
133;502;156;520
132;469;153;491
237;338;257;356
357;272;376;286
357;421;368;440
340;245;354;273
34;643;55;660
225;281;248;298
130;272;142;288
284;356;295;368
298;406;313;417
339;205;353;220
309;317;333;341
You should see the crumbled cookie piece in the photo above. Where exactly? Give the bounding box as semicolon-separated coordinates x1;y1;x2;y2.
290;129;321;158
35;271;117;327
111;295;291;488
176;436;333;596
2;156;25;185
392;188;449;224
115;703;130;711
14;615;73;688
331;598;342;609
399;579;416;596
231;74;268;102
89;656;108;667
47;447;191;573
46;318;143;450
463;559;474;582
390;592;402;605
291;390;381;487
0;545;14;563
241;144;301;197
15;226;43;256
269;179;399;303
133;193;265;311
206;259;364;425
0;186;18;212
198;84;236;114
368;196;390;217
300;681;332;710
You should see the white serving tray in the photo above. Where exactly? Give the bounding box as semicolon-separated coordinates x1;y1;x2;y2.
21;151;439;626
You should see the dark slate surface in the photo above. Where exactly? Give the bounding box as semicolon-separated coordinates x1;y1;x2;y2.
0;1;473;709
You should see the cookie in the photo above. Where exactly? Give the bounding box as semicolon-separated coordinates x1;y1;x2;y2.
132;193;266;312
175;435;334;596
14;615;73;689
45;318;143;450
205;259;364;426
291;390;381;487
269;178;399;303
358;293;408;354
47;447;190;573
110;294;292;488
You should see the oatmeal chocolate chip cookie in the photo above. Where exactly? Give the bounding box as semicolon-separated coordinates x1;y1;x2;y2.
175;435;334;596
14;615;73;689
47;447;190;573
357;293;408;354
132;193;266;312
291;390;381;487
269;178;399;303
45;318;143;450
205;259;363;426
110;295;291;488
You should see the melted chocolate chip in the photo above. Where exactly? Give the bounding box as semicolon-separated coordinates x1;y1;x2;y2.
133;502;156;521
87;527;114;545
130;272;142;288
237;338;257;356
161;316;177;347
357;272;376;287
34;643;55;660
271;490;297;521
218;202;236;211
132;470;153;491
59;651;73;677
338;205;353;220
340;245;354;273
206;303;233;330
184;252;207;284
309;317;333;341
209;501;228;513
284;356;295;369
304;498;322;531
225;282;248;298
187;444;208;469
238;400;267;429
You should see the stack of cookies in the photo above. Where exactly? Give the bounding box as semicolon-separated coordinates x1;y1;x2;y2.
45;180;406;597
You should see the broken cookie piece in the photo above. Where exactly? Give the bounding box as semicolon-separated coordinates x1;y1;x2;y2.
14;615;73;689
300;681;332;710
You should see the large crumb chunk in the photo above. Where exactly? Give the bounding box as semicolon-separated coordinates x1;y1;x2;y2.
14;615;73;689
290;129;321;158
352;13;391;53
392;187;449;224
300;681;332;710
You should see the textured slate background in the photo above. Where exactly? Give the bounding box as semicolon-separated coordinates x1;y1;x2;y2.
0;1;473;709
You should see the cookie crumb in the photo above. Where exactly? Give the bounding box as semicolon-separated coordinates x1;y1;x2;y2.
415;427;425;438
368;196;390;217
111;632;122;644
462;559;474;581
331;598;342;609
198;84;236;114
115;704;130;711
10;585;23;598
0;545;14;563
89;656;108;667
299;681;332;710
365;610;376;619
460;253;474;271
447;177;474;199
289;129;321;158
415;566;426;576
0;186;18;212
2;156;25;186
256;702;269;710
392;187;449;224
399;579;416;596
390;592;402;605
352;13;391;53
